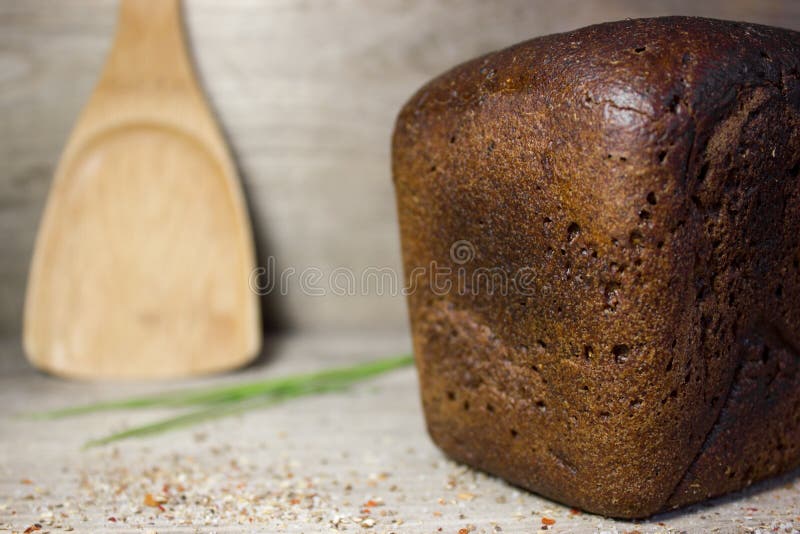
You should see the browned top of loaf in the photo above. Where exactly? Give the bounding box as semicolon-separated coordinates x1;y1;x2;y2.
398;15;800;129
394;16;800;249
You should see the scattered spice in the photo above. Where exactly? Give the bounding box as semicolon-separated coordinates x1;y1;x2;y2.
8;361;800;533
143;493;166;507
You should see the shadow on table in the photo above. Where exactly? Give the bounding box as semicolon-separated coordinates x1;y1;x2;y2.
638;464;800;524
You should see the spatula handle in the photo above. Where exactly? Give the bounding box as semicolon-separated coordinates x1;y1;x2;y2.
99;0;195;89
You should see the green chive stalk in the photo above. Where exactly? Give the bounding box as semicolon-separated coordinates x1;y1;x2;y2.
26;354;414;447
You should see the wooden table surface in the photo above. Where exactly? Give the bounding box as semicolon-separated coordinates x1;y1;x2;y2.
1;333;798;533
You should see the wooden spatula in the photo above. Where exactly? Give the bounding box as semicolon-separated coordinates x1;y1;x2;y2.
24;0;261;379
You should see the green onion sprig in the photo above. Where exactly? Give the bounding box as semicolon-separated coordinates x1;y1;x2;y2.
26;354;414;448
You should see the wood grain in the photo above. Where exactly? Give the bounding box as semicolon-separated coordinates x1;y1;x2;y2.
23;0;260;378
3;0;800;338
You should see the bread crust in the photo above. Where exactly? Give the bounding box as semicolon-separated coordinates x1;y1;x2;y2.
392;16;800;518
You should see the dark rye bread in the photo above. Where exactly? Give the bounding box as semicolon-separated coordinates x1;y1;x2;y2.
391;17;800;518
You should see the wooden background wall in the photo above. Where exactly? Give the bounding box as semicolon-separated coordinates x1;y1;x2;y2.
2;0;800;337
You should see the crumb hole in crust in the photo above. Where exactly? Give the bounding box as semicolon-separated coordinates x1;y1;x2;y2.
697;162;709;183
612;344;630;363
634;46;646;53
647;192;657;205
567;222;581;242
510;429;518;438
667;94;680;113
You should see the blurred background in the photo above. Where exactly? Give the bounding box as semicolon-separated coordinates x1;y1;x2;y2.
2;0;800;345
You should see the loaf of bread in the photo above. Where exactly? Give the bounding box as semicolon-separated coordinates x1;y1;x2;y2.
392;16;800;518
